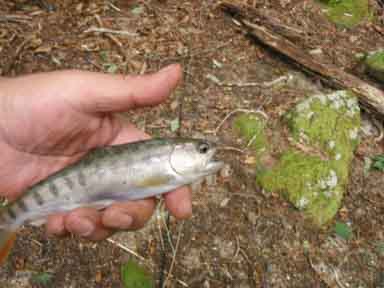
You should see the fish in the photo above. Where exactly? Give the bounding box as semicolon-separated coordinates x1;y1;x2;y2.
0;138;224;264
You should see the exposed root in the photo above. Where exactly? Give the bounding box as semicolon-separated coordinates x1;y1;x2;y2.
0;14;32;23
106;238;146;262
206;74;292;88
84;27;138;37
214;108;268;135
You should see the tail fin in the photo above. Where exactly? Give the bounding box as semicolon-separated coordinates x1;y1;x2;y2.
0;229;16;265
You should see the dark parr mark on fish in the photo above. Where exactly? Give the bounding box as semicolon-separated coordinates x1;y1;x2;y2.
63;177;74;190
16;199;28;212
7;207;16;220
0;212;6;222
77;170;87;187
49;181;60;197
32;191;44;206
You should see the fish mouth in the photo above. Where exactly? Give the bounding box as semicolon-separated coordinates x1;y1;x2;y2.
204;160;224;174
204;148;224;173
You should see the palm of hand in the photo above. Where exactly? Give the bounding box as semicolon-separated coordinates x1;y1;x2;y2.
0;66;191;240
0;72;124;200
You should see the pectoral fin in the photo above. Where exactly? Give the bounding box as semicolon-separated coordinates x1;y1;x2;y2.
134;175;171;188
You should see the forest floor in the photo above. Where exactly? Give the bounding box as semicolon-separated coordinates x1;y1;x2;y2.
0;0;383;287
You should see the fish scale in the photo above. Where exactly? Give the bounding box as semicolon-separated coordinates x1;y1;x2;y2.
0;138;224;264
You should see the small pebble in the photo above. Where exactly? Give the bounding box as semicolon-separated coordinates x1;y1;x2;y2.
247;211;258;225
220;198;230;208
220;164;232;178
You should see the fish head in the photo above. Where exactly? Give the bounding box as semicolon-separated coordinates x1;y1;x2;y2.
169;139;224;178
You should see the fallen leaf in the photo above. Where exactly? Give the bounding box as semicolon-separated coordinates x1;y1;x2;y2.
334;221;352;240
95;271;102;283
121;260;154;288
170;118;180;132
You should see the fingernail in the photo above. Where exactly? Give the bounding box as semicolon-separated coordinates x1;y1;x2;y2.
73;218;95;237
180;198;192;218
46;227;65;237
115;213;133;230
160;64;177;73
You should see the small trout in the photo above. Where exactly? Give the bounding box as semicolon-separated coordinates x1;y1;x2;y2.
0;138;224;263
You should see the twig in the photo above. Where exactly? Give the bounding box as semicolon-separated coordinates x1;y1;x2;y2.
234;236;241;260
158;203;169;287
105;33;123;47
15;37;32;57
30;239;42;247
107;1;122;12
161;211;175;254
231;192;259;200
86;59;104;70
163;221;184;288
217;146;245;153
332;267;347;288
206;74;292;88
92;15;127;63
161;271;189;287
106;238;146;262
0;14;32;23
84;27;138;37
156;202;166;251
307;255;348;288
94;14;104;27
239;248;252;265
373;25;384;36
214;108;268;135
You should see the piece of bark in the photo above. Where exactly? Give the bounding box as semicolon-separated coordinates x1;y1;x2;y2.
220;2;384;117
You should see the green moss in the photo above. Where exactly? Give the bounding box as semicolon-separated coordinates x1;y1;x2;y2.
365;50;384;82
263;91;359;226
366;51;384;69
257;151;344;225
286;91;360;182
233;114;267;155
321;0;370;28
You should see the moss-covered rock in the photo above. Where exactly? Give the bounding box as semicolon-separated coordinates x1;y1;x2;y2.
257;151;344;225
233;113;267;156
365;50;384;83
320;0;370;28
235;91;361;226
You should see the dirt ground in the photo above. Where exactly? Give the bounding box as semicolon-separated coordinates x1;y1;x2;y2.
0;0;384;287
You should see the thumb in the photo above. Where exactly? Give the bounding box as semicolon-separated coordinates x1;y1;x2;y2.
66;64;182;113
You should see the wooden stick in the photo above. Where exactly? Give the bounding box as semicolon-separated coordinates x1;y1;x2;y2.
84;27;137;37
0;14;32;23
220;2;384;117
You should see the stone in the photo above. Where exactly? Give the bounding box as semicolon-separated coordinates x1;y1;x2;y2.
235;90;361;226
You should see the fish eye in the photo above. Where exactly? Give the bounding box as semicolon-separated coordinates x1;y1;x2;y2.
198;142;210;154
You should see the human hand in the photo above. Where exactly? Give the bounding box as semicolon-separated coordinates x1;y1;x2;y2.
0;64;192;240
